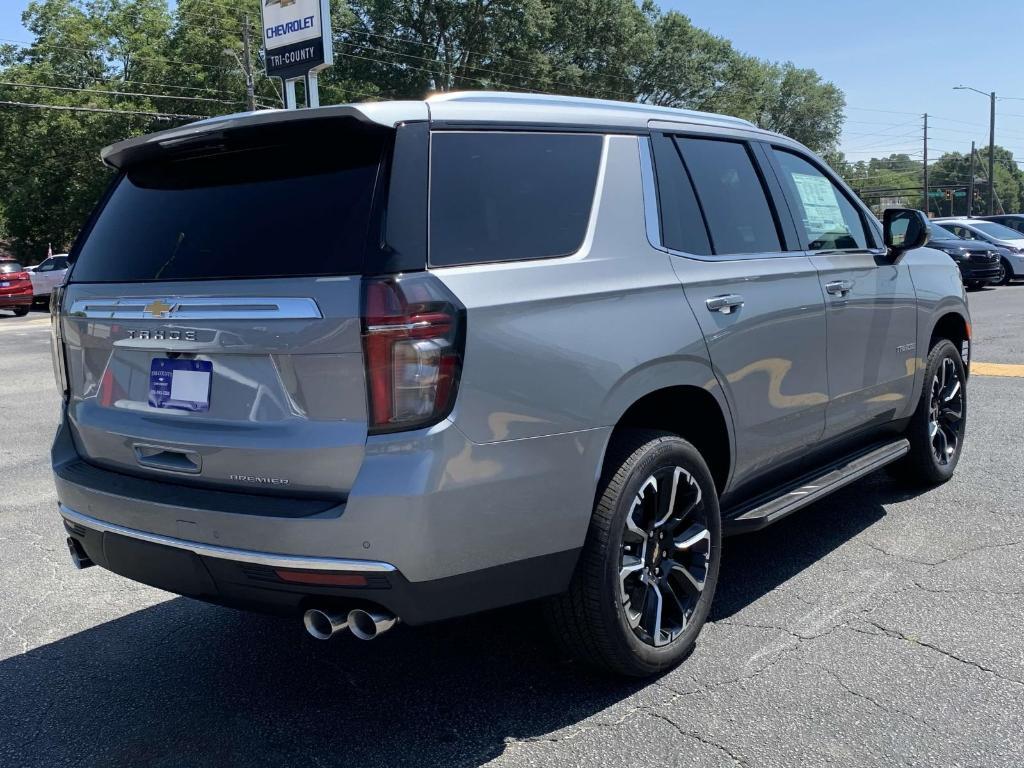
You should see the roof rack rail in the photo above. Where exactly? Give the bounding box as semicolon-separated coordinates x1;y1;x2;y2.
427;90;757;129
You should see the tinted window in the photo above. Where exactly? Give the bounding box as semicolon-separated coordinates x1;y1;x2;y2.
650;135;711;255
53;256;69;269
928;224;961;241
72;122;387;282
429;132;602;266
675;138;781;255
772;150;869;250
0;261;24;274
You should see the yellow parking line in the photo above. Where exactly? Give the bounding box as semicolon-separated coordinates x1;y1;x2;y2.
973;362;1024;378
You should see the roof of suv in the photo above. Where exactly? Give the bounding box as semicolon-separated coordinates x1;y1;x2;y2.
101;91;781;170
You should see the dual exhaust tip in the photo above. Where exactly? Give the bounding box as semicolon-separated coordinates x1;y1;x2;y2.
303;607;398;641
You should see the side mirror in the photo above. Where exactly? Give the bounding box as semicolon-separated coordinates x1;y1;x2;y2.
883;208;929;260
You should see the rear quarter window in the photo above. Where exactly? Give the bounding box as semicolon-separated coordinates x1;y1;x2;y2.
429;132;603;267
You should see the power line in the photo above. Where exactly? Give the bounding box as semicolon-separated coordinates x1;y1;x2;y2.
0;99;200;119
0;80;242;105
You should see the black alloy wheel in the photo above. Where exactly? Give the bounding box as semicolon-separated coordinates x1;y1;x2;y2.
619;465;711;648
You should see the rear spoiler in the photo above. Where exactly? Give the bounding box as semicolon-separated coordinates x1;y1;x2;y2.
100;101;429;170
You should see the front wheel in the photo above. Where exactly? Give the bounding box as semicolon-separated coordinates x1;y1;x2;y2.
893;339;967;486
996;260;1012;286
545;430;721;677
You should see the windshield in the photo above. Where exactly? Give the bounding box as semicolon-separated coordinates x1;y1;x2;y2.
71;121;388;283
929;224;961;241
972;221;1024;240
0;261;24;274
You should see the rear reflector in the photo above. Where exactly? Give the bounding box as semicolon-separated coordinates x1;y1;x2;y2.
274;570;368;587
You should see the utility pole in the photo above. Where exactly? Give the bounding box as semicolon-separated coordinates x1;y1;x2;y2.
954;86;997;215
922;113;929;216
987;91;996;215
242;14;256;112
968;141;976;217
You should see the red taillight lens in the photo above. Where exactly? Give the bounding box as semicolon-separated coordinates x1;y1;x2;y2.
362;273;464;434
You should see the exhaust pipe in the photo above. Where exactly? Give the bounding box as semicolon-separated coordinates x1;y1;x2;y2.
303;608;350;640
347;608;398;640
67;537;94;569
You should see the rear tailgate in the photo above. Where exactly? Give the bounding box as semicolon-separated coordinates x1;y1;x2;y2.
60;117;391;498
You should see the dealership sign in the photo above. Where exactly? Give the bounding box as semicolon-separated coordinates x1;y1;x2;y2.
261;0;333;81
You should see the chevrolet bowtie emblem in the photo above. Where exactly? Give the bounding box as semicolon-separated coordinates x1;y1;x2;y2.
143;300;175;318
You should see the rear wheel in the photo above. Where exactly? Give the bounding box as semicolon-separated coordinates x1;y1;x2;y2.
545;430;721;677
893;339;967;486
13;305;30;317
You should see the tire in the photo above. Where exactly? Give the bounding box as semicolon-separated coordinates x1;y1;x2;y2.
13;305;30;317
545;430;722;677
966;281;981;291
996;260;1012;286
892;339;967;486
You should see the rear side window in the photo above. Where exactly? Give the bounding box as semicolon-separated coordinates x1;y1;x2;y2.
71;122;388;282
772;149;869;250
675;138;782;255
650;135;711;255
429;132;602;266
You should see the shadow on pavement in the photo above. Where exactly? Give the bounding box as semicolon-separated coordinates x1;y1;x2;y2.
0;474;913;767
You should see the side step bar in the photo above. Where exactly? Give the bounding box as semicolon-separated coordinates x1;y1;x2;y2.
723;439;910;535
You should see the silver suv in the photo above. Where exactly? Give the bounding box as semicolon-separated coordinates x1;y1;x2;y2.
51;92;970;676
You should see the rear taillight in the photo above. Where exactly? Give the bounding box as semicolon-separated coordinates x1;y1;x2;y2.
362;273;464;434
50;284;69;399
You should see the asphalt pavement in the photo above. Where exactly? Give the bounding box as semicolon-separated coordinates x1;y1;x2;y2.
1;287;1022;767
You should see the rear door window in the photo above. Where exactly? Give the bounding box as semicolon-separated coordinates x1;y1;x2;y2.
71;122;388;283
771;149;870;250
674;138;782;255
429;132;603;266
650;135;712;255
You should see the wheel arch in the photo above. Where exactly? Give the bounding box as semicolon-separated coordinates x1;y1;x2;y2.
605;384;733;496
929;310;971;373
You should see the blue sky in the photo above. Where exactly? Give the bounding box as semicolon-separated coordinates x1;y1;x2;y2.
3;1;1024;159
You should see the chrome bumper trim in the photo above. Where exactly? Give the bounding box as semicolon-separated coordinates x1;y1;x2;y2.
58;504;397;573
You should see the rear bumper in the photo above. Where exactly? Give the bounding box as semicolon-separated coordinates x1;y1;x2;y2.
0;293;32;307
52;415;607;622
61;503;578;624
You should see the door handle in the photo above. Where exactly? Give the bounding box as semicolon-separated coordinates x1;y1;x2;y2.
825;280;854;297
706;294;745;314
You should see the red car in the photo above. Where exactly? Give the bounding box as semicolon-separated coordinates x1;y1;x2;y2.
0;259;33;316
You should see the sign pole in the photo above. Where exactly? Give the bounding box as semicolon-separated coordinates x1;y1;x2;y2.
307;71;320;109
285;78;298;110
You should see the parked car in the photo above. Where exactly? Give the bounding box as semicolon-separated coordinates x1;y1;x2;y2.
51;93;971;676
0;259;33;316
925;223;1001;289
933;217;1024;285
29;254;70;302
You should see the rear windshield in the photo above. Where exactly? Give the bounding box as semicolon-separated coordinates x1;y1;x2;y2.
71;121;388;283
0;261;24;273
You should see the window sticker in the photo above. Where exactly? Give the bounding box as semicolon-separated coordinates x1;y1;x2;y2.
792;172;849;238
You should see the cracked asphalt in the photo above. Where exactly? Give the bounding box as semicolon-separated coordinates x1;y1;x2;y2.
2;286;1022;768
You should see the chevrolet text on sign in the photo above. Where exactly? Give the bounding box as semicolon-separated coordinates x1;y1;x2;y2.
261;0;333;80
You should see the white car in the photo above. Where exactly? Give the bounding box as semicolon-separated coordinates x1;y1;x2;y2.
29;254;70;301
933;218;1024;284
